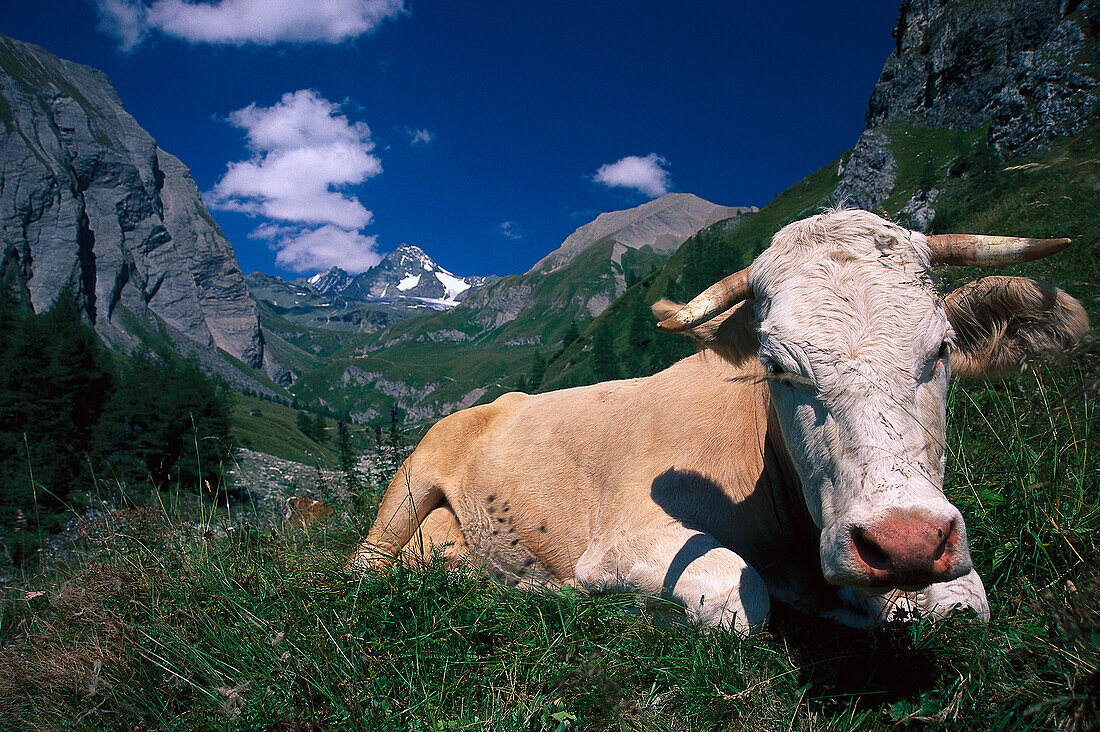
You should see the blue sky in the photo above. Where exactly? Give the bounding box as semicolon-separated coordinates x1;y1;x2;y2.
0;1;900;279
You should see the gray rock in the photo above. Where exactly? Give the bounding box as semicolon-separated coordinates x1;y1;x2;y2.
834;129;898;211
867;0;1099;156
0;36;267;378
528;193;756;275
898;188;941;231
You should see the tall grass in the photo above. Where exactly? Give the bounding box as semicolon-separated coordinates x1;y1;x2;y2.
1;356;1097;730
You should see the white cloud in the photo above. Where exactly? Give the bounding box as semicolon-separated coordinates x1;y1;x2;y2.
96;0;406;51
407;128;434;146
208;89;380;229
251;224;382;274
96;0;147;51
209;90;386;274
498;221;522;240
593;153;672;198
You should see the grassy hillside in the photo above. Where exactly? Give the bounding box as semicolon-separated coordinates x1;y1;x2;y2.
2;374;1095;729
229;393;339;466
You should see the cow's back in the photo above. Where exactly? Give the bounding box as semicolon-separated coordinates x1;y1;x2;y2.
411;352;799;586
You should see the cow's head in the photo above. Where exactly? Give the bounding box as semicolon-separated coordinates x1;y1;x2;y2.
655;209;1089;589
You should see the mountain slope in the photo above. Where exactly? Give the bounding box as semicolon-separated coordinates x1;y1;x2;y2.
0;35;279;391
528;193;755;274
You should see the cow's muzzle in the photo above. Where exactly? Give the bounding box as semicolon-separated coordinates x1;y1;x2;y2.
848;511;966;587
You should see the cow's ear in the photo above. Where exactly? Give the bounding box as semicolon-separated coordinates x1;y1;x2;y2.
944;276;1090;378
652;299;759;365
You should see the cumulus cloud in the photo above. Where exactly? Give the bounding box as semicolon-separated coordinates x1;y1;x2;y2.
593;153;672;198
96;0;147;50
209;90;384;274
96;0;405;51
498;221;522;240
208;89;380;229
406;128;434;146
251;224;382;274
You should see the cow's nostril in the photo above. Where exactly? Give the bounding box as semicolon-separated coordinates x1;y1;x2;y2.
852;527;891;571
930;520;954;562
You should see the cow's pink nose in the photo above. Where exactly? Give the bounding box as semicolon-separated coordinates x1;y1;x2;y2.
851;514;958;586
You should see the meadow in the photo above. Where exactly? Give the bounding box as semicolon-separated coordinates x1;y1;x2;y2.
1;346;1097;731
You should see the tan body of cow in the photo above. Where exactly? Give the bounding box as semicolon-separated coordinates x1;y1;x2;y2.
351;210;1088;635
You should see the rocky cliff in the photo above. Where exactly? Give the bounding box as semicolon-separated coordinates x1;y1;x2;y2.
0;36;271;385
867;0;1099;156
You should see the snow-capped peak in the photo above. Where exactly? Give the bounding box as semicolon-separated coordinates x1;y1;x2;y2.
304;244;496;307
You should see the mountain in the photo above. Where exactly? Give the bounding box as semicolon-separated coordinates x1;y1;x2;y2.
306;267;353;296
462;193;754;330
528;193;755;274
284;192;755;423
246;244;498;347
307;244;497;304
0;36;280;391
544;0;1100;389
247;269;451;336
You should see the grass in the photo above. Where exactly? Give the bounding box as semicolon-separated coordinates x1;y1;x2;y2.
229;393;338;466
2;349;1097;730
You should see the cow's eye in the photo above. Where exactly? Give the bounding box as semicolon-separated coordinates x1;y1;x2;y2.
937;342;950;362
762;358;785;376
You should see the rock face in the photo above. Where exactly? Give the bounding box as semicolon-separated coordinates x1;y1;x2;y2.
835;129;898;211
0;36;267;378
868;0;1100;156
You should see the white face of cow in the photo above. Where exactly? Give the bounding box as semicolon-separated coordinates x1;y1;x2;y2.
657;208;1088;592
749;212;968;588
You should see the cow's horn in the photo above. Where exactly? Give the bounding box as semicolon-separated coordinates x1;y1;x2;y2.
657;266;752;332
927;233;1072;266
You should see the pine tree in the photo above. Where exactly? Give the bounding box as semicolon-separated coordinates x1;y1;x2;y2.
337;420;360;497
96;353;231;492
591;324;621;382
296;410;312;436
529;350;547;391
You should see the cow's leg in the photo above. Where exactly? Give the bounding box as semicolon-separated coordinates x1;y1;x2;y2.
860;569;990;623
574;526;770;637
399;505;470;568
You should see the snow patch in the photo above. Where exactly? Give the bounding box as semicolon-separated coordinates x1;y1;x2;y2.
435;271;471;300
397;274;421;291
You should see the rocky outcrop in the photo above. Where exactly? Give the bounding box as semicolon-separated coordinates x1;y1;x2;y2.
0;36;267;379
868;0;1100;157
835;130;899;210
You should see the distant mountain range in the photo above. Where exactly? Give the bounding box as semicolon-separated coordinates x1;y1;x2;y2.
246;243;499;335
306;244;497;304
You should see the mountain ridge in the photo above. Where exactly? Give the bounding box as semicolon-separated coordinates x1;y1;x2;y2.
0;35;280;391
305;243;497;305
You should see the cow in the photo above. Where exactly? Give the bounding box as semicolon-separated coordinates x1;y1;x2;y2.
349;209;1089;635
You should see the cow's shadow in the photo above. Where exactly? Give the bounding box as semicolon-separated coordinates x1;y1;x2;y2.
650;466;950;708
